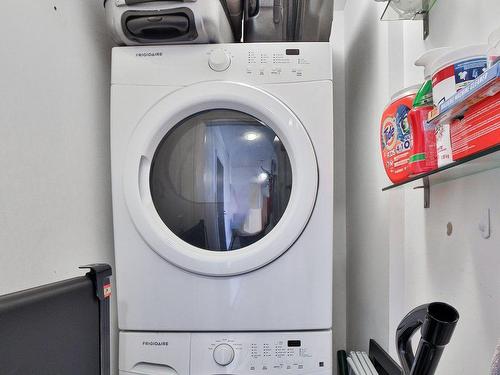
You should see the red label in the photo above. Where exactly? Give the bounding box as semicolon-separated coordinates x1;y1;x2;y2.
103;283;112;299
451;93;500;160
432;65;455;86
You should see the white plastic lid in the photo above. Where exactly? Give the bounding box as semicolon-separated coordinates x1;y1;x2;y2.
384;84;421;111
415;47;452;78
429;44;488;78
489;27;500;48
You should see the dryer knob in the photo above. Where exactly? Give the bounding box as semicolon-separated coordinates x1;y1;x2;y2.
213;343;235;366
208;49;231;72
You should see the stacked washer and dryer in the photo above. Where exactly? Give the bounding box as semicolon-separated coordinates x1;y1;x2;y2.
108;1;334;374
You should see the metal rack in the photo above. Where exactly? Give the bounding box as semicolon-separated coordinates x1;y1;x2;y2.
382;63;500;208
378;0;438;39
383;145;500;208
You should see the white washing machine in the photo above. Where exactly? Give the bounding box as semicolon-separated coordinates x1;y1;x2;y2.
110;43;333;374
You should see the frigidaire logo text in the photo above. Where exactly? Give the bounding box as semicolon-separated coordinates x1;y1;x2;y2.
136;52;163;57
142;341;169;347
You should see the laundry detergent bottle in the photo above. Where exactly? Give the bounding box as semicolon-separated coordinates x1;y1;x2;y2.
408;48;452;175
380;86;419;183
408;80;438;175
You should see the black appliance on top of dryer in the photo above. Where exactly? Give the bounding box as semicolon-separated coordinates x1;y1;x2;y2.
244;0;333;42
104;0;240;45
104;0;333;45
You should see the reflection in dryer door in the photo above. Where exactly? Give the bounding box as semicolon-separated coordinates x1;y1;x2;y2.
149;109;292;252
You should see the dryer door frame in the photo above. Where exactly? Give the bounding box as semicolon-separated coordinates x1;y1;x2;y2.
123;81;318;276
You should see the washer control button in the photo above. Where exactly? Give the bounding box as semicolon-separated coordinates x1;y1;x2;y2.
213;343;235;366
209;49;231;72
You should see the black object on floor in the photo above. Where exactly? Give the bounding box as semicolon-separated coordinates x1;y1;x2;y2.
369;339;404;375
0;264;112;375
369;301;459;375
337;349;349;375
396;302;459;375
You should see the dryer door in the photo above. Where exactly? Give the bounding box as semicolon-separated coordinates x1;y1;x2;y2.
124;82;318;276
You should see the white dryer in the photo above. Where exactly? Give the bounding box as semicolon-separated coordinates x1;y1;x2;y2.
111;43;333;374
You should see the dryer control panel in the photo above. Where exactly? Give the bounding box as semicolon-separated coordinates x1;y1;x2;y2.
242;48;315;80
112;43;333;86
119;331;332;374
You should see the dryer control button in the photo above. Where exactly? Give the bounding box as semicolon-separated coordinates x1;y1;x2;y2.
209;49;231;72
213;343;235;366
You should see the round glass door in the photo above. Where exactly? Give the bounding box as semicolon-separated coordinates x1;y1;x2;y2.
149;109;292;252
123;81;317;276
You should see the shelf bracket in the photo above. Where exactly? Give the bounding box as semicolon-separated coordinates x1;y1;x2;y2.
413;176;430;208
423;11;430;39
380;0;435;40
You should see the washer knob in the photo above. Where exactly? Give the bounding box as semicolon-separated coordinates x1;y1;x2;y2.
213;343;235;366
209;49;231;72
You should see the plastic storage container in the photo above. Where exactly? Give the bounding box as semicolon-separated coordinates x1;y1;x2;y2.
408;48;453;175
414;47;452;105
380;85;420;183
429;44;488;107
415;47;453;81
488;27;500;68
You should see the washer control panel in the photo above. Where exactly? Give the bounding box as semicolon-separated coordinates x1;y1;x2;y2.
119;331;332;374
213;343;235;366
191;331;332;374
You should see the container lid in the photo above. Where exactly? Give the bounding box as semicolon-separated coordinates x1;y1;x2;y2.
415;47;452;78
384;84;421;112
390;84;421;102
489;27;500;47
429;44;488;78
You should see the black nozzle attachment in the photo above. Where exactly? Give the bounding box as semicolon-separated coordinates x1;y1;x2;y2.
396;302;459;375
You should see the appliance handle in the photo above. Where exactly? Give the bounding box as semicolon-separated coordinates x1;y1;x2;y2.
130;362;178;375
245;0;259;18
396;304;428;374
127;0;195;4
126;15;190;39
104;0;197;7
273;0;282;24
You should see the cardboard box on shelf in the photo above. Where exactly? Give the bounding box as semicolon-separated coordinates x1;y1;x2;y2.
451;92;500;160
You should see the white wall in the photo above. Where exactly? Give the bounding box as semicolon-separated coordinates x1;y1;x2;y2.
342;0;500;374
0;0;116;371
342;0;397;351
332;10;348;374
0;4;344;375
395;1;500;373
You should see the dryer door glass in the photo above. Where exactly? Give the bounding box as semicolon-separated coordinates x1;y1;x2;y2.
150;109;292;251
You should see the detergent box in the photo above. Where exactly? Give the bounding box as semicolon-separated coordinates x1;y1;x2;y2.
451;91;500;160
